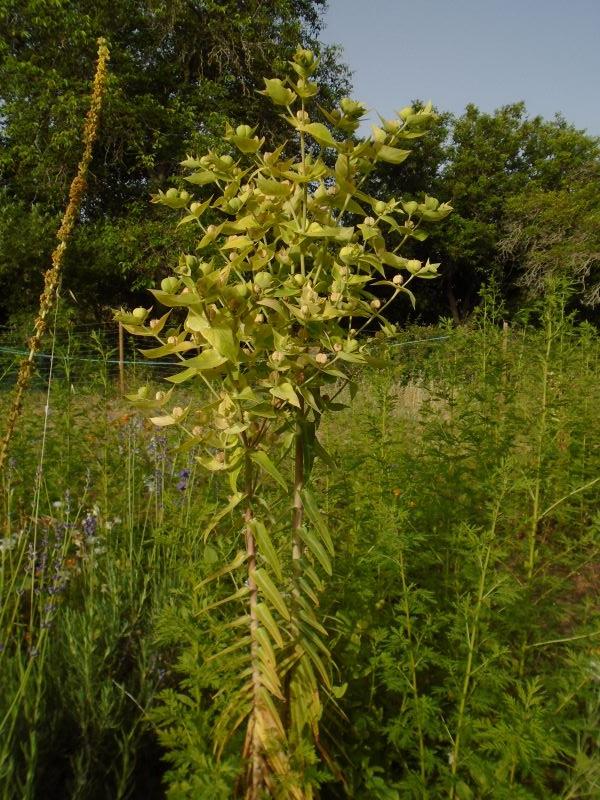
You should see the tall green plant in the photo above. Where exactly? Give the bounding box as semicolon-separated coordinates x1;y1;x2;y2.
116;48;449;797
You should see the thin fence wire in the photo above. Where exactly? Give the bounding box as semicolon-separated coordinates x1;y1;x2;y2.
0;326;457;397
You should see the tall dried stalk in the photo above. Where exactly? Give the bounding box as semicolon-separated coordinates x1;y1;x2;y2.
0;38;110;472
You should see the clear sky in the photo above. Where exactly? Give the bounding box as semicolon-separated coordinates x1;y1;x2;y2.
322;0;600;136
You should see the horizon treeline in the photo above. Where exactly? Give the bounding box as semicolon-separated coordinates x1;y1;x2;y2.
1;0;599;326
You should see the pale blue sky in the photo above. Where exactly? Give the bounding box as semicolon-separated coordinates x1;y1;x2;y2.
323;0;600;136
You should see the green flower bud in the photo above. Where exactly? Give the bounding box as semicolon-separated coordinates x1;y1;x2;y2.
339;244;364;265
402;201;419;215
166;188;178;198
254;271;272;289
340;98;366;118
132;307;147;321
382;118;401;133
293;48;316;70
161;277;179;293
374;200;387;215
236;125;253;138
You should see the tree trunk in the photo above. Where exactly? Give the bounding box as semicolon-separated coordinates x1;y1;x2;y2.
445;277;461;324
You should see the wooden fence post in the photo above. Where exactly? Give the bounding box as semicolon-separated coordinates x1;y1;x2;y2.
118;321;125;395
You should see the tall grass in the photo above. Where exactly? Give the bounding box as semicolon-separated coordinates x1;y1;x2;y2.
1;289;598;798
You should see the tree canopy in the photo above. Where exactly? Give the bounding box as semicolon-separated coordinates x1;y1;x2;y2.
0;0;349;320
1;2;599;324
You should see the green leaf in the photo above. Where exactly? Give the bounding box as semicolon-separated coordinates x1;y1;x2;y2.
331;683;348;698
194;585;249;616
302;488;334;555
270;382;300;408
140;340;195;358
298;607;328;637
256;626;278;667
165;366;198;384
250;450;288;490
185;349;229;371
381;251;408;269
149;288;196;307
255;602;285;648
299;526;332;575
257;176;292;196
455;782;474;800
185;170;219;185
201;321;239;362
261;78;296;106
252;520;283;581
254;568;290;620
302;122;339;149
297;634;331;688
194;549;247;589
375;144;411;164
202;492;244;540
298;576;319;605
298;620;330;656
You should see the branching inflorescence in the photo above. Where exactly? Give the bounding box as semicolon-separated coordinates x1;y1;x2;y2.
117;48;450;798
0;38;110;474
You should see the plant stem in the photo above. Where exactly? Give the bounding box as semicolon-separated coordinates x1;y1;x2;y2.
292;408;305;578
243;454;264;800
398;545;428;795
449;498;502;799
517;310;553;680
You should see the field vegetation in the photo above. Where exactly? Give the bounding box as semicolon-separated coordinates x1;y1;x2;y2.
1;3;599;797
1;286;598;798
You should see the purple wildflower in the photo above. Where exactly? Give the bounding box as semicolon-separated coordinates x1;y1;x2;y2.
176;468;190;492
82;512;98;540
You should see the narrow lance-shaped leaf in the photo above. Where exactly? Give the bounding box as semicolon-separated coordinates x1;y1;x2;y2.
254;568;291;621
302;487;334;555
194;549;247;589
299;526;332;575
252;520;283;581
250;450;288;491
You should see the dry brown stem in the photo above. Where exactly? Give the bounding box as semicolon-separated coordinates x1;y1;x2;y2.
0;39;110;472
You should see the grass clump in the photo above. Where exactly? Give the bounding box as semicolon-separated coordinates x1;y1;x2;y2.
0;287;599;798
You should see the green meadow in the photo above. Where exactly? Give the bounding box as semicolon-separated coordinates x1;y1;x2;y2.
1;290;598;799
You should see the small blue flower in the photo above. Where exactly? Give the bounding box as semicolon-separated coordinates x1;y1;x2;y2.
176;468;190;492
82;513;98;539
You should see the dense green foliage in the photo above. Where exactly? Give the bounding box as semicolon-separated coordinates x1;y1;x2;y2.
114;48;450;797
2;3;600;325
1;292;599;798
364;104;600;322
0;0;348;320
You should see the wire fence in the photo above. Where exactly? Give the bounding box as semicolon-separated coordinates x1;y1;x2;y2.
0;320;454;395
